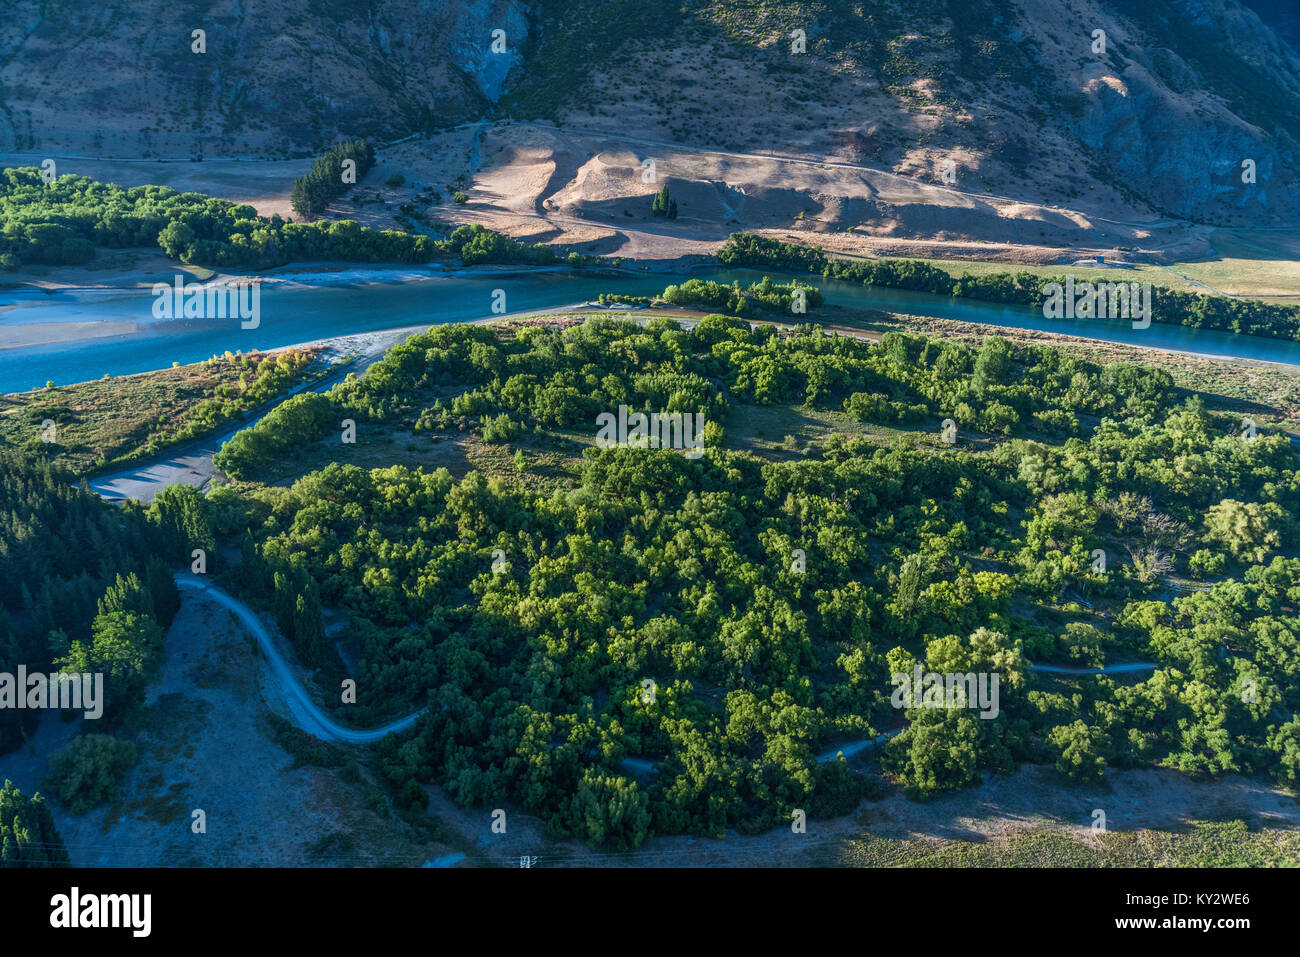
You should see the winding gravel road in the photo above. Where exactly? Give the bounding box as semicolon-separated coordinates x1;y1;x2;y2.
178;570;1164;754
175;574;424;744
816;661;1159;763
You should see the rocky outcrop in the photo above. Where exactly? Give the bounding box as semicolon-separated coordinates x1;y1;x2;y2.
0;0;528;156
1043;0;1300;223
444;0;528;102
0;0;1293;227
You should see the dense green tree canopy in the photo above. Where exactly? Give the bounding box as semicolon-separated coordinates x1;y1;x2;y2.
205;316;1298;843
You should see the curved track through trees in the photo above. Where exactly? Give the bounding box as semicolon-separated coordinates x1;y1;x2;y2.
175;574;424;743
177;574;1162;753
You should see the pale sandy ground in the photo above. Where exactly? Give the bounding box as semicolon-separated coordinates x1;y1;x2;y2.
378;123;1207;265
0;121;1212;282
0;590;446;866
0;320;139;349
0;249;214;291
426;764;1300;868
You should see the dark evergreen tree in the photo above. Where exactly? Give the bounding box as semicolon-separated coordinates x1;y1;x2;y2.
651;184;670;217
145;557;181;629
0;780;68;867
289;140;376;220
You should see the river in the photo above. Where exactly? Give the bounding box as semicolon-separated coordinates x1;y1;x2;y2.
4;265;1300;394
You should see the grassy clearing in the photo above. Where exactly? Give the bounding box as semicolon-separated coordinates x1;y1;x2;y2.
245;421;471;486
912;256;1183;289
235;415;583;493
1170;229;1300;301
899;237;1300;304
0;348;324;474
725;400;902;456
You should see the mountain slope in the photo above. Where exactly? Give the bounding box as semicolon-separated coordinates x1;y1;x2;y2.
1;0;1295;227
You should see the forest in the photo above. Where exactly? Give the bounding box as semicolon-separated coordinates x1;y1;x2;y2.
0;451;197;757
717;233;1300;342
0;168;556;271
0;448;215;864
660;276;825;315
190;314;1299;847
3;306;1297;851
290;140;376;220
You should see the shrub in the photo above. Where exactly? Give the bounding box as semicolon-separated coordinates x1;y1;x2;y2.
1189;548;1227;577
482;413;521;443
43;735;138;813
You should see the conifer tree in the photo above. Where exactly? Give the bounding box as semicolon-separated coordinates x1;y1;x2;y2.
0;781;68;867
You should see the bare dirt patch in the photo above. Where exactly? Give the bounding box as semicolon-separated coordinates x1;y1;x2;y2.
415;762;1300;868
0;591;453;866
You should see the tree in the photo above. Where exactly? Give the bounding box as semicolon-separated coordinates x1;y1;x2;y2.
569;770;652;850
290;140;375;219
56;611;163;720
972;335;1012;395
884;708;980;799
1267;719;1300;786
1204;499;1281;564
42;735;138;814
651;185;671;218
0;780;68;867
1048;720;1107;782
239;530;268;598
145;557;181;628
148;484;215;565
292;588;325;669
96;572;153;619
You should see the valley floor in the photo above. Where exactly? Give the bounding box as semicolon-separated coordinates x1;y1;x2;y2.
9;122;1299;301
3;580;1296;867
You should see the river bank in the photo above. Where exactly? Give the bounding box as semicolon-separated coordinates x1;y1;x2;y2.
0;253;711;296
8;263;1300;396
